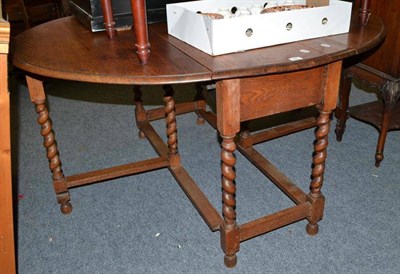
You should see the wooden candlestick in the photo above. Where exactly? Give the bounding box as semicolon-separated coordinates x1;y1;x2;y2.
130;0;151;65
100;0;117;39
359;0;371;25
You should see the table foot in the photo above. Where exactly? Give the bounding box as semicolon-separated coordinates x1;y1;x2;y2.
221;223;240;268
375;152;383;167
60;200;73;214
196;115;205;125
224;254;237;268
306;192;325;236
138;131;146;139
306;222;319;236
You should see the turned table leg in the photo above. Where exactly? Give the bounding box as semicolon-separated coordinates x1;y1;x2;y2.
220;134;239;267
306;110;330;235
26;76;72;214
164;88;180;168
307;61;341;234
216;79;240;267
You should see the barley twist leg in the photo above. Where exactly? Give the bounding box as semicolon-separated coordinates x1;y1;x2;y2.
35;101;72;214
220;134;239;268
306;111;331;235
163;89;180;168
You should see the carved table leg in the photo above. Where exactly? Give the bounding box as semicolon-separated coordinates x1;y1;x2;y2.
216;79;241;268
335;71;352;142
26;76;72;214
306;110;330;235
375;110;391;166
220;134;239;268
163;87;180;168
375;81;400;167
133;85;146;139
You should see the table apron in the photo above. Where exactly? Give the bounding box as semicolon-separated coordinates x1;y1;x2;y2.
239;66;326;122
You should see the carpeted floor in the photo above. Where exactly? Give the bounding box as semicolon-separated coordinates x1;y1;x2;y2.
10;72;400;274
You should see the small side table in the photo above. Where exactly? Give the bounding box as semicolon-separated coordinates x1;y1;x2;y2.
335;0;400;167
335;63;400;167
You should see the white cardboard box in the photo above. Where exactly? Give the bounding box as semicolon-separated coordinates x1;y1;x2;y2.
166;0;352;55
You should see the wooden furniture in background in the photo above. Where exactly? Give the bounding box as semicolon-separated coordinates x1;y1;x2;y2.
335;0;400;167
0;6;15;274
70;0;183;32
6;0;64;30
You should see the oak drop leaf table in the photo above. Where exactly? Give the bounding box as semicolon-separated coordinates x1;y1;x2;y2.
12;14;384;267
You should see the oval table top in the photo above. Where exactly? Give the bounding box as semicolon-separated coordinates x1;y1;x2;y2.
12;14;385;85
